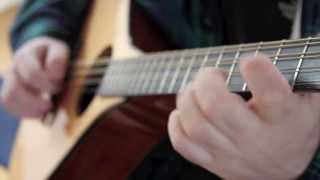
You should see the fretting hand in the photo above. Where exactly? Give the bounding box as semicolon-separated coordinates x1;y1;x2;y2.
168;54;320;179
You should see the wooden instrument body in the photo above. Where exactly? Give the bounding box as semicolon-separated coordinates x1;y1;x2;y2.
11;0;176;179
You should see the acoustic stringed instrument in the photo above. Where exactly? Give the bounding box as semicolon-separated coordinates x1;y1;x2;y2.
11;0;320;179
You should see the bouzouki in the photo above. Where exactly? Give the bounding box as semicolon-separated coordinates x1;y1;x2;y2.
12;0;320;179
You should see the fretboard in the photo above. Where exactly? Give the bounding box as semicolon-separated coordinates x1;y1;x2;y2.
89;37;320;96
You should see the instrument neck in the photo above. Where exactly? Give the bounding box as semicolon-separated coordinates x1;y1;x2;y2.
95;37;320;96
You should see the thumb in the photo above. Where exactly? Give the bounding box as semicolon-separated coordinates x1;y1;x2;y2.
44;40;70;84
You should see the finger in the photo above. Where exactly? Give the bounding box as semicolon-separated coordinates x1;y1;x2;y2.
177;83;233;150
1;70;52;118
298;92;320;111
14;52;59;93
239;54;292;103
45;41;69;84
168;110;214;168
192;68;257;136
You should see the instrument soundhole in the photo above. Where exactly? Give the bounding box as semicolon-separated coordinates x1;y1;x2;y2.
76;47;112;114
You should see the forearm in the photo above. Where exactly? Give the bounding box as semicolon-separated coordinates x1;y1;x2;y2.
10;0;91;56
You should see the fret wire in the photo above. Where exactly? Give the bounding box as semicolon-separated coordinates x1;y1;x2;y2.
119;61;131;94
254;42;263;56
187;49;211;84
123;61;133;93
110;62;121;93
240;52;319;64
227;45;242;86
200;49;210;70
273;40;286;65
292;37;311;88
169;53;185;93
158;57;174;93
148;58;165;94
133;59;150;94
127;61;139;93
215;46;225;68
200;53;319;68
180;55;196;91
117;62;125;94
180;51;320;67
141;59;156;93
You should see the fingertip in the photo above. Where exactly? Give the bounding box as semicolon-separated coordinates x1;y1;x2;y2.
239;53;292;101
168;110;213;169
239;54;274;79
202;67;226;76
168;110;190;155
45;41;70;81
168;110;179;130
168;110;181;146
196;67;215;79
196;67;228;86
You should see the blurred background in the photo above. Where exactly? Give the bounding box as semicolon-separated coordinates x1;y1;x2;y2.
0;1;22;179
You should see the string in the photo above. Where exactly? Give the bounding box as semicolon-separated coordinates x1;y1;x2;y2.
74;67;320;90
70;50;320;78
70;36;320;68
66;36;320;95
71;52;320;79
79;80;320;95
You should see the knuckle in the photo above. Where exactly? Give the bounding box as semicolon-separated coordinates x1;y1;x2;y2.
209;67;225;77
24;69;39;83
186;125;204;142
240;57;258;73
240;54;270;73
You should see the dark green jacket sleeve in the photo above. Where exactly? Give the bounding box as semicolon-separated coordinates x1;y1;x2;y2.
10;0;91;56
